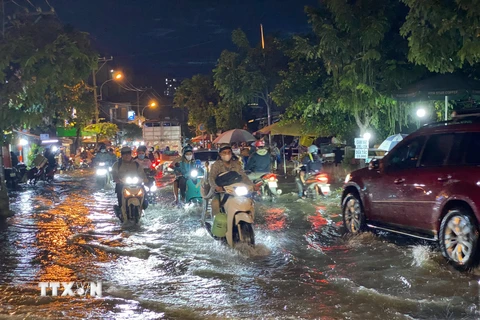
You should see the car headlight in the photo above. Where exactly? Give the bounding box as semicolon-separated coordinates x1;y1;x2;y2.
345;173;352;184
235;186;248;196
96;168;107;175
150;185;157;192
125;177;139;184
190;169;198;178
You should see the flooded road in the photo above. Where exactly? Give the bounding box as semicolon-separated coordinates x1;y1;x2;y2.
0;170;479;319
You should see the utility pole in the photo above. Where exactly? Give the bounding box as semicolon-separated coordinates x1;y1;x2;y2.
1;0;5;39
260;24;272;147
93;56;113;123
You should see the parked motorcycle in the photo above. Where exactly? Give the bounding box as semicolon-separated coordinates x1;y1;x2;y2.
118;176;145;224
95;162;112;188
201;171;255;248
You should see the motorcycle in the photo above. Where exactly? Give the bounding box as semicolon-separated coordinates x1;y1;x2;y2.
185;160;204;205
249;172;282;201
201;172;255;248
118;176;145;224
95;162;112;188
143;168;158;206
295;167;331;199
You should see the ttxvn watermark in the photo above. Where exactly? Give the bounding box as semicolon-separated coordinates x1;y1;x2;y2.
38;282;102;297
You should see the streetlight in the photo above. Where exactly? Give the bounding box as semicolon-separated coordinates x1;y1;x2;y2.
141;101;157;118
19;139;28;146
99;72;124;100
363;132;372;141
416;108;426;118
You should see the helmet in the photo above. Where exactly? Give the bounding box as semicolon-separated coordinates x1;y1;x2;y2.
218;145;232;153
308;145;319;154
120;146;132;154
255;140;265;147
182;145;193;155
137;145;147;153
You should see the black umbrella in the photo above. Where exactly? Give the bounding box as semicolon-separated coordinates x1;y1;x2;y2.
393;73;480;120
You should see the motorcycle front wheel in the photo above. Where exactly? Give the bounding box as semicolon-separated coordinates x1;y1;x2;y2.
238;222;255;246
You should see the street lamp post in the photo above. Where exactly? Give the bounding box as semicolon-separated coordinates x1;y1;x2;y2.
141;101;157;118
99;72;123;101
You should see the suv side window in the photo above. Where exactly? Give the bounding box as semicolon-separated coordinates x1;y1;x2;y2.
464;132;480;165
420;134;455;167
387;136;426;170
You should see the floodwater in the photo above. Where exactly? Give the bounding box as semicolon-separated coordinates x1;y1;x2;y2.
0;170;478;319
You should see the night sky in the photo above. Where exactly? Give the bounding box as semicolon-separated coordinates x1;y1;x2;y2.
50;0;318;82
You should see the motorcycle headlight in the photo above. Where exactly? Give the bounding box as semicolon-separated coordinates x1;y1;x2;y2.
99;162;106;166
144;186;150;192
190;170;198;178
235;186;248;196
108;167;112;172
96;168;107;175
126;177;139;184
150;185;157;192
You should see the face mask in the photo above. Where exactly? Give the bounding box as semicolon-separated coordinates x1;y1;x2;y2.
185;155;193;161
101;149;106;153
138;154;145;160
221;154;232;162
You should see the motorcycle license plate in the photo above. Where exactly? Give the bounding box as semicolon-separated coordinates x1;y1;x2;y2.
268;181;278;188
10;173;16;177
320;185;331;195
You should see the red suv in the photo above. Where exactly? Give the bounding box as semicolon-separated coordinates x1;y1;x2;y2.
342;115;480;271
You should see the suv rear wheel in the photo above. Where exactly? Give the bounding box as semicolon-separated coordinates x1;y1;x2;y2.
342;193;366;233
439;209;480;271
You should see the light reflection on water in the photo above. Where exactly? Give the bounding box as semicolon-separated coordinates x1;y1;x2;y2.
0;171;478;319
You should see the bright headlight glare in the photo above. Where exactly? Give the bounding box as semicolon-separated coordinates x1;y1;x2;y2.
144;186;150;192
99;162;106;166
190;170;198;178
150;185;157;192
126;177;139;184
96;168;107;175
235;186;248;196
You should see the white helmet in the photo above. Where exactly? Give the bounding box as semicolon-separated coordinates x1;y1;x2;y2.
308;145;319;154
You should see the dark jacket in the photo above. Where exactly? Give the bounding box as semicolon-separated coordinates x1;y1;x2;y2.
302;153;322;172
246;149;271;172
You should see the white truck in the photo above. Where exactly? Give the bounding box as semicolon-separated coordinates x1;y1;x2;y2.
142;119;182;151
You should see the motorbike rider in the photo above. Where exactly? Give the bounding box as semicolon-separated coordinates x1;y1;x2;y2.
134;145;153;170
209;145;253;216
93;144;116;166
245;140;272;181
172;145;196;204
296;145;323;198
43;147;57;175
111;146;148;216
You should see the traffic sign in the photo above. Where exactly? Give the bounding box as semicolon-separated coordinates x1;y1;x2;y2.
355;148;368;159
354;138;368;149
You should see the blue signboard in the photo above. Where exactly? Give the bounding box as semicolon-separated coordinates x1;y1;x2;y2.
127;111;135;121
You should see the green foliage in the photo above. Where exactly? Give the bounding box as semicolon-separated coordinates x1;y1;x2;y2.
213;29;287;118
27;143;43;169
0;14;97;139
122;123;143;140
84;122;118;140
174;74;219;133
401;0;480;73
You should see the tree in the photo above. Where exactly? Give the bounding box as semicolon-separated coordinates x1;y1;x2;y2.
301;0;421;136
401;0;480;73
174;74;220;133
84;122;118;141
213;29;287;124
0;12;97;217
122;123;143;140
